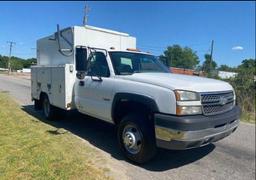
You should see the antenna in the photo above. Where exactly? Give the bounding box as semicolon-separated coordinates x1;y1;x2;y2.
83;2;90;26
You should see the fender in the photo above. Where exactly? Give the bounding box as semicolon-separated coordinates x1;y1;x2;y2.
111;92;159;121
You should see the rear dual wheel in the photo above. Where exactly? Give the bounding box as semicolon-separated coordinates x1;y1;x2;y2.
42;95;58;120
34;99;42;110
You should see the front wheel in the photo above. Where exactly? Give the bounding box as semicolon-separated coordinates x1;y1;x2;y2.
117;113;157;164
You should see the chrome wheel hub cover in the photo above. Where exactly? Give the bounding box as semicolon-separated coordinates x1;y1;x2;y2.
122;125;142;154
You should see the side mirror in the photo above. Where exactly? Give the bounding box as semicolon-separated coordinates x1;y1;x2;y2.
75;47;88;71
76;72;86;79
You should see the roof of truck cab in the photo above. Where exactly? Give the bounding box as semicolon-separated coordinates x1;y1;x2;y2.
108;50;151;55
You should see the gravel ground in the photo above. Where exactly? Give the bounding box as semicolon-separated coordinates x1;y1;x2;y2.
0;73;255;180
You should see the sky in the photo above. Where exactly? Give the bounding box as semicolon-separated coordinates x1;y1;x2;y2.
0;1;255;67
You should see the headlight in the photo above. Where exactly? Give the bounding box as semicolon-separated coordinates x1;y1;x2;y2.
176;106;202;115
175;90;200;101
233;90;236;106
175;90;201;115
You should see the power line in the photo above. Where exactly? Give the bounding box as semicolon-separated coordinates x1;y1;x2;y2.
6;41;16;75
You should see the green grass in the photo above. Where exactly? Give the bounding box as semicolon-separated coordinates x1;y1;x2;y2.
241;111;255;124
0;92;111;180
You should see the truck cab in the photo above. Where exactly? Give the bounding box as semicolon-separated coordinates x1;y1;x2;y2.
31;25;240;163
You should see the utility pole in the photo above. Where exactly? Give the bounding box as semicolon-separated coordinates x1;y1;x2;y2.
7;41;16;75
83;3;90;26
209;40;214;76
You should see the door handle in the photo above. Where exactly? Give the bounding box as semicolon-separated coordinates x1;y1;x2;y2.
91;76;102;82
79;81;84;86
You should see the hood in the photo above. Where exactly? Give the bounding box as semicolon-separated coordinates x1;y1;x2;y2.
116;73;233;92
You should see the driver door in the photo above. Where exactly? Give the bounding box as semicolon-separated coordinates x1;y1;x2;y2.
76;51;114;122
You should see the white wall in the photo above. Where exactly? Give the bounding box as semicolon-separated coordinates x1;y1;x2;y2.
74;26;136;51
37;25;136;66
22;68;31;73
37;28;74;66
218;71;238;79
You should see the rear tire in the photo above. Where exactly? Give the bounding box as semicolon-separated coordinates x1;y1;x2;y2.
117;113;157;164
34;99;42;110
42;95;58;120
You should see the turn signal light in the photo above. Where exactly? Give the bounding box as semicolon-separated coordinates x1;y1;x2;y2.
176;105;202;115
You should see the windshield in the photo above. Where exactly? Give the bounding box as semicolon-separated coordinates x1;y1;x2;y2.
109;52;169;75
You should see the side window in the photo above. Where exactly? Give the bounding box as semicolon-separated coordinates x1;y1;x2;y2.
87;52;110;77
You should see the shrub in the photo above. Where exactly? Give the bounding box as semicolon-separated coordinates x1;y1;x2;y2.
224;59;255;123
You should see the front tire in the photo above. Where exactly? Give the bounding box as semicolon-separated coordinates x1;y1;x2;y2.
117;113;157;164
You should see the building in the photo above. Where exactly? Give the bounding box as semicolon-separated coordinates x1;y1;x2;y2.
170;67;204;76
218;71;238;79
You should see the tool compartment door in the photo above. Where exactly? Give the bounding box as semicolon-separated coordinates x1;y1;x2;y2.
51;66;66;109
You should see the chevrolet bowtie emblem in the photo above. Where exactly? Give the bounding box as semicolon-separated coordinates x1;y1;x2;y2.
219;96;228;105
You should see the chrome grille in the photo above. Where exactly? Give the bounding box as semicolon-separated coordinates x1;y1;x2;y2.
201;91;234;115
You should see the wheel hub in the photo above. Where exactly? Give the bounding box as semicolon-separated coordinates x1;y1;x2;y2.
123;132;136;148
122;125;142;154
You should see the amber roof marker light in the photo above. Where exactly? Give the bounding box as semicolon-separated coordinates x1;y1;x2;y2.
126;48;141;52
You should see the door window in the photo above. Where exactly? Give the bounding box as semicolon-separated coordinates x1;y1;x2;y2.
87;52;110;77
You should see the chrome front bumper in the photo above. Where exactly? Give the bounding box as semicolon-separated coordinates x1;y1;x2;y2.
155;119;239;150
154;106;240;150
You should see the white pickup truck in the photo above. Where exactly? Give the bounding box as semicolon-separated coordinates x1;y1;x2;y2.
31;25;240;163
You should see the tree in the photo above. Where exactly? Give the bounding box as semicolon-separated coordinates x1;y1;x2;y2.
202;54;217;75
234;59;255;93
218;64;237;72
162;45;199;69
238;59;256;74
23;58;37;68
0;55;8;68
0;54;37;70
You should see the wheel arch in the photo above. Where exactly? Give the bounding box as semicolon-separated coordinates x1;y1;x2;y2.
38;91;51;104
111;93;159;125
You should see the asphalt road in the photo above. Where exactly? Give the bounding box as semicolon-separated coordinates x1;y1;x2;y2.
0;73;255;180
